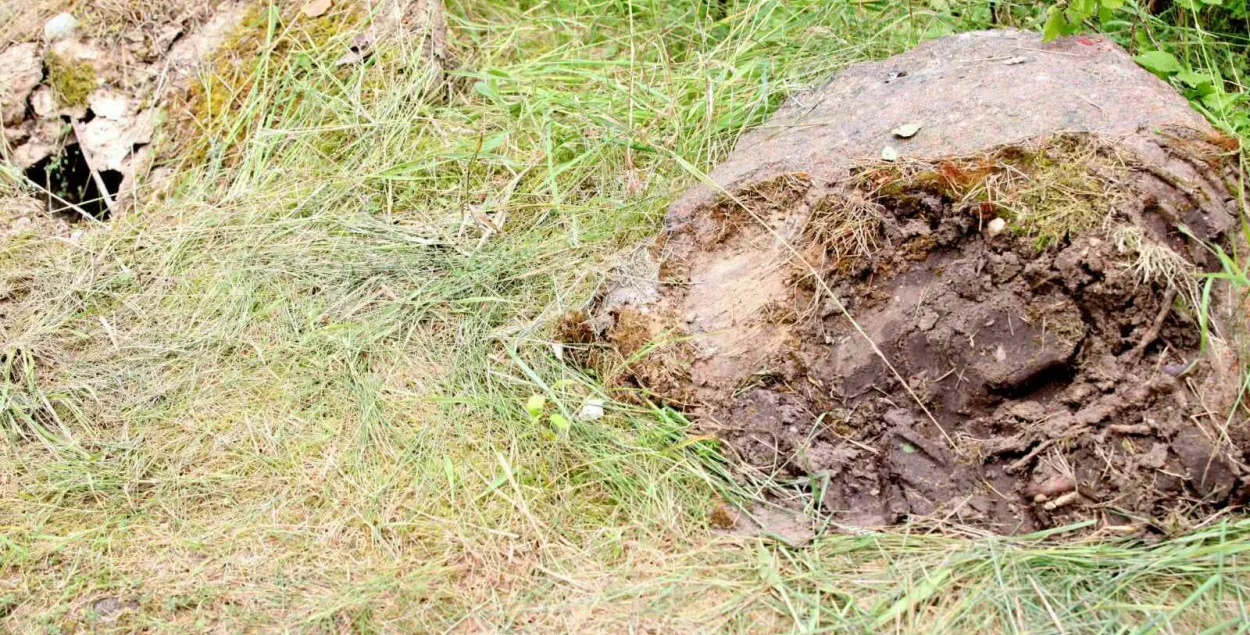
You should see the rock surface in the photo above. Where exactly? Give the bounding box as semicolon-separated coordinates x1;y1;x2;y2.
668;29;1219;224
0;0;249;221
0;43;43;126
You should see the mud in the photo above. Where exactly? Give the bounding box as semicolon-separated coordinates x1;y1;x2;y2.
587;31;1249;534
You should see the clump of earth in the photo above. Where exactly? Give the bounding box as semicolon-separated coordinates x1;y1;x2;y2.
585;30;1249;535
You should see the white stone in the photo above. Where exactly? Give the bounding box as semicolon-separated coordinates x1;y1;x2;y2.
51;38;100;62
80;119;130;170
12;142;54;170
30;87;57;118
986;217;1007;238
44;13;79;41
579;399;605;421
89;90;131;121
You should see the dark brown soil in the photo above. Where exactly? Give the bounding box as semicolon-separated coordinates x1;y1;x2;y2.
592;136;1248;535
720;150;1240;532
583;30;1249;535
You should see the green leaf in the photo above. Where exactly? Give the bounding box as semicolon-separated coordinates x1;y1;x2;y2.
1134;50;1181;75
881;146;899;162
1071;0;1098;17
922;20;955;40
1042;6;1066;42
1100;0;1125;8
874;568;954;628
549;413;570;431
1201;90;1238;112
525;394;546;419
1176;70;1213;88
473;81;502;103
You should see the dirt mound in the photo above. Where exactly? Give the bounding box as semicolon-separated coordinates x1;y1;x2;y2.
589;30;1248;534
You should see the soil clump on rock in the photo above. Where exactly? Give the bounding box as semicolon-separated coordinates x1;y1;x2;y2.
585;30;1249;535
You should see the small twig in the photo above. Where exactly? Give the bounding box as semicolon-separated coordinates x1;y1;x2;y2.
1007;438;1057;474
1130;287;1178;359
1043;490;1080;511
71;121;118;217
1077;94;1106;114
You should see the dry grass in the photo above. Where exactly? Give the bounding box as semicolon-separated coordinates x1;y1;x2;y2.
0;0;1248;633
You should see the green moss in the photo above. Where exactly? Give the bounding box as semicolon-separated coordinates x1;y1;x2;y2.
45;52;96;108
172;2;365;167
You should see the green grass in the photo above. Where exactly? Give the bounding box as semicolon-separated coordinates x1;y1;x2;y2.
0;0;1248;632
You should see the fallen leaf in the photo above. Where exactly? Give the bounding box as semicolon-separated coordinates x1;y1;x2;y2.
881;146;899;162
302;0;332;18
891;122;922;138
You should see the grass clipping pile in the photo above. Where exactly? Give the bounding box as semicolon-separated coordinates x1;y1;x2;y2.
587;31;1248;535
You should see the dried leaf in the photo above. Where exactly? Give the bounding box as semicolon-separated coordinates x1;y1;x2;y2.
881;146;899;162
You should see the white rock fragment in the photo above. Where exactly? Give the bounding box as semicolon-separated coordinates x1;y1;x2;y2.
579;399;605;421
89;90;131;121
3;121;31;146
13;142;54;170
80;119;131;170
51;38;101;63
31;87;57;118
44;13;79;42
986;217;1007;238
302;0;333;18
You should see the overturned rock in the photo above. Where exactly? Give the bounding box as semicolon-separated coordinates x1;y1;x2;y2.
592;30;1247;534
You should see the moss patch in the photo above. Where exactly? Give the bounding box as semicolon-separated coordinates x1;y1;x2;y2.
45;52;96;108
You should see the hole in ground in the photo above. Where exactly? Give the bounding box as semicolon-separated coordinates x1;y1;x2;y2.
23;144;120;221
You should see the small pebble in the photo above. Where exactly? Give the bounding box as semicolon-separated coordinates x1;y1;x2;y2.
986;217;1007;238
579;399;605;421
44;13;78;41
